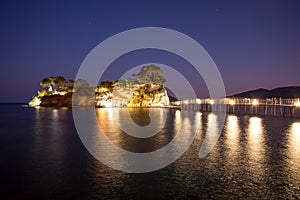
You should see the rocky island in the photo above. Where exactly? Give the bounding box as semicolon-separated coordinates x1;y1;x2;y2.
29;65;170;107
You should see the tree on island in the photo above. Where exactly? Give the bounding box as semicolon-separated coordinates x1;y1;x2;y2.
74;79;94;96
99;80;118;92
40;77;52;90
40;76;69;93
56;76;68;88
133;65;166;85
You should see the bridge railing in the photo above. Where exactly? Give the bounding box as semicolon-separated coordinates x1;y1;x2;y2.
172;98;300;107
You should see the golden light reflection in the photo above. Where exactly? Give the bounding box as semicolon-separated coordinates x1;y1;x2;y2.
205;113;219;149
28;97;41;107
225;116;240;159
199;113;220;163
96;109;113;137
180;117;192;143
285;122;300;186
175;109;181;117
194;111;202;122
248;117;263;148
247;117;265;175
96;108;117;134
229;100;235;105
94;108;129;170
173;110;181;133
292;122;300;136
194;111;202;141
287;122;300;166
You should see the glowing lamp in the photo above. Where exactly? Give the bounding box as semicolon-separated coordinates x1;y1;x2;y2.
252;99;259;106
210;100;215;105
229;100;235;105
295;101;300;107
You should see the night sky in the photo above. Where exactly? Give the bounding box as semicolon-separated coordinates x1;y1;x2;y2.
1;0;300;102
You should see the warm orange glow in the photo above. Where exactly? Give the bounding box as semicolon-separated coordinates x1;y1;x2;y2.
102;100;113;107
209;99;215;105
295;101;300;107
247;117;265;177
96;87;109;92
229;100;235;105
37;90;47;97
287;122;300;170
249;117;262;133
196;98;201;104
175;109;181;117
252;99;259;106
225;115;239;159
292;122;300;135
28;97;41;107
58;91;67;96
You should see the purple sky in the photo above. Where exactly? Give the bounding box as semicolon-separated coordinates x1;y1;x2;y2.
1;0;300;102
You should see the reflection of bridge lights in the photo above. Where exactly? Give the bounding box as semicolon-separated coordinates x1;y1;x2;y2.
175;110;181;117
249;117;261;131
292;122;300;135
288;122;300;161
295;101;300;107
229;100;235;105
252;99;259;106
226;115;239;157
228;115;238;128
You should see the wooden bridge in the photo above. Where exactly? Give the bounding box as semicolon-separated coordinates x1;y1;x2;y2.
172;98;300;118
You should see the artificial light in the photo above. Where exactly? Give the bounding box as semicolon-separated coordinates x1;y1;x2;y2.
229;100;235;105
252;99;259;106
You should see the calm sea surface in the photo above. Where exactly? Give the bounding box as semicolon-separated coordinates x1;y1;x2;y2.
0;104;300;199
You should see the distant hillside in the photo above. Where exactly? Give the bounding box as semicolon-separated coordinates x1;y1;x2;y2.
231;86;300;98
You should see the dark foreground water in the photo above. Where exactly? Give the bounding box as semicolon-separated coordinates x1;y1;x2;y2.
0;104;300;199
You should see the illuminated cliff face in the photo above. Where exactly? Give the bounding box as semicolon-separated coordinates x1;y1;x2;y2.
29;81;170;108
95;83;170;107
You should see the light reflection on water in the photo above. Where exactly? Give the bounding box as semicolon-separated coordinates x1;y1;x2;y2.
225;115;240;161
247;117;266;177
1;105;300;199
289;122;300;157
93;108;202;173
286;122;300;191
205;113;219;150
